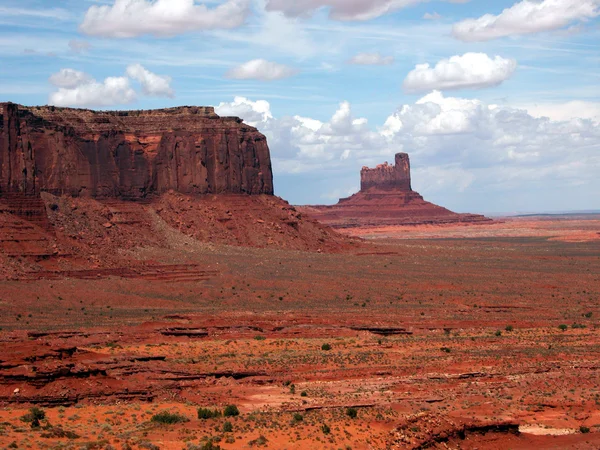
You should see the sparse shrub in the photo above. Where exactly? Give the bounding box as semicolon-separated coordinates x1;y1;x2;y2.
558;324;568;331
440;347;451;353
248;435;268;447
572;323;587;329
289;384;296;394
223;405;240;417
254;335;266;341
293;413;303;423
322;424;331;434
346;407;358;419
300;391;308;397
321;343;332;351
197;408;221;420
21;407;46;428
495;330;502;337
222;421;233;433
580;426;590;434
584;312;593;318
192;439;222;450
150;411;189;424
505;325;514;332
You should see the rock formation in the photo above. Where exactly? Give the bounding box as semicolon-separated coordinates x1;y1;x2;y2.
0;103;353;266
299;153;491;227
0;102;273;200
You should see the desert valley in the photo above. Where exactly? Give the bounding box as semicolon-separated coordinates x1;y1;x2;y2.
0;102;599;450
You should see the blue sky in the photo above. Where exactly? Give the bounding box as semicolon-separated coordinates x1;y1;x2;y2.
1;0;599;213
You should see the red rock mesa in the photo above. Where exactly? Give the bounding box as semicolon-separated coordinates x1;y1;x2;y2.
299;153;491;227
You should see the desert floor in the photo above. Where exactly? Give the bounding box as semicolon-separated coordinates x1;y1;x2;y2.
1;217;599;449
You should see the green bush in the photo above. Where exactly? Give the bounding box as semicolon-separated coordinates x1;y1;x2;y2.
440;347;451;353
223;405;240;417
322;424;331;434
495;330;502;337
293;413;303;423
21;407;46;428
197;408;221;419
346;407;358;419
580;426;590;434
321;343;332;351
223;421;233;433
300;391;308;397
505;325;514;332
151;411;189;424
558;324;568;331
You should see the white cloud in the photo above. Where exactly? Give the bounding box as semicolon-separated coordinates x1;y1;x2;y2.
49;75;136;108
79;0;250;38
48;64;175;107
226;59;298;81
423;12;441;20
49;69;93;89
348;52;394;65
403;53;517;93
212;93;599;210
68;40;91;53
0;6;71;20
216;96;273;126
517;100;600;123
126;64;174;97
452;0;600;42
266;0;426;21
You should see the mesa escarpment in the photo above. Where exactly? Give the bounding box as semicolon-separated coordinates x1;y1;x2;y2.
0;102;273;199
300;153;491;227
0;103;353;271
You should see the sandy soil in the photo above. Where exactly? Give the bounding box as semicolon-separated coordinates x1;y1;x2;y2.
0;218;599;449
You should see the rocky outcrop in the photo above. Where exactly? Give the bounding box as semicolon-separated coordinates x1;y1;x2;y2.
361;153;411;192
0;102;273;200
300;153;491;227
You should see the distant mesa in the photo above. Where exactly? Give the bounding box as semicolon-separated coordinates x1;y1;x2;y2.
299;152;491;227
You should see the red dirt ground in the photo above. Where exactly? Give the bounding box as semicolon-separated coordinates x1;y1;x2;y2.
1;215;599;449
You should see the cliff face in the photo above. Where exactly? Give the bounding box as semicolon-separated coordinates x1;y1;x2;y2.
0;103;274;199
360;153;411;192
300;153;491;228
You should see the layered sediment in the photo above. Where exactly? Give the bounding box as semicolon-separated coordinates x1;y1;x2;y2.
0;103;352;267
300;153;491;228
0;103;273;200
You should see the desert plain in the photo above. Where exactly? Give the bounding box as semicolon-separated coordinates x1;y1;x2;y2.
1;214;599;450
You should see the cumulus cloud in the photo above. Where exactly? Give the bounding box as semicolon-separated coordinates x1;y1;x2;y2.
216;96;273;125
226;59;298;81
126;64;174;97
48;64;174;107
213;93;600;210
348;53;395;66
79;0;250;38
403;53;517;93
49;69;93;89
452;0;600;42
49;75;136;108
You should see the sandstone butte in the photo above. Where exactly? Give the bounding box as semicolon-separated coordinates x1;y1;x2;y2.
0;103;352;265
299;152;491;228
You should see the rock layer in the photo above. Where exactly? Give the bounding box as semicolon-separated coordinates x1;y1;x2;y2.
300;153;491;227
0;103;273;200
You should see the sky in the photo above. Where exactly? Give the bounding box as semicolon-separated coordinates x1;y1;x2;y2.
1;0;599;214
